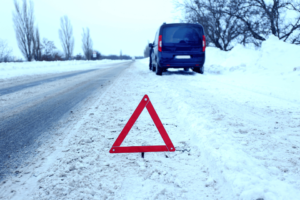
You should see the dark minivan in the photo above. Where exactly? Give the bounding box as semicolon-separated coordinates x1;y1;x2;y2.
149;23;206;75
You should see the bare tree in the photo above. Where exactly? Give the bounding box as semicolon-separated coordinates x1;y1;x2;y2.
59;16;74;60
32;27;42;60
176;0;246;51
0;39;12;62
52;51;64;61
227;0;300;44
81;28;93;60
13;0;35;61
74;53;85;60
41;38;56;61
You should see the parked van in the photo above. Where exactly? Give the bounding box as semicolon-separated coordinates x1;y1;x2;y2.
149;23;206;75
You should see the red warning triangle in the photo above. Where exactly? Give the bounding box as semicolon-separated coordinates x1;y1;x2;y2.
109;95;175;153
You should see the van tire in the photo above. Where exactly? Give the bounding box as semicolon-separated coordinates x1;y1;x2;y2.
156;65;162;76
151;64;156;72
184;68;189;71
193;66;204;74
149;55;152;70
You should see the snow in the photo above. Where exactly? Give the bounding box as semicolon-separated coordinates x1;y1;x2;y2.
0;60;127;80
206;35;300;75
1;36;300;199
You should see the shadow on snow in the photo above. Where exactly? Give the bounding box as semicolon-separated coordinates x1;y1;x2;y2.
161;69;196;76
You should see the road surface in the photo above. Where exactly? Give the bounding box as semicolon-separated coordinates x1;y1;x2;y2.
0;61;131;180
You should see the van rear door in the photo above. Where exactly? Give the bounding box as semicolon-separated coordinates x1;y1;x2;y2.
161;24;205;64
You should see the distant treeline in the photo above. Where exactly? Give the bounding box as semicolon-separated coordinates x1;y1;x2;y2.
75;52;132;61
0;0;143;63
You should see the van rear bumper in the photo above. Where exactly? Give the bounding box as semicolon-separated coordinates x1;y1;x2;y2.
158;52;205;68
159;59;205;68
160;63;204;68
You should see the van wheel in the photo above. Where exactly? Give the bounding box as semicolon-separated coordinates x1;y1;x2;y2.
151;64;156;72
184;68;189;71
149;56;152;70
193;66;204;74
156;65;162;76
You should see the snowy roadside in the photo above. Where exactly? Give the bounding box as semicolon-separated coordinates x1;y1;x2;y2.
0;61;233;200
123;60;300;199
0;36;299;200
1;57;299;199
158;70;300;199
0;60;129;80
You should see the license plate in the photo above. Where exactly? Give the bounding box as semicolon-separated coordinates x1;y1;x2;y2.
175;55;191;59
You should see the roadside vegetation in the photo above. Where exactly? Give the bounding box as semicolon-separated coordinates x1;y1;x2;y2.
175;0;300;50
0;0;132;63
143;0;300;57
2;0;300;62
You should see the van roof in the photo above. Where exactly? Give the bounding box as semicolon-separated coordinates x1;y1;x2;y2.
160;23;205;34
161;23;203;26
160;23;204;29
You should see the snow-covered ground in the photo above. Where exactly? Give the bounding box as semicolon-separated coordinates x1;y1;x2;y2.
0;60;127;80
1;36;300;200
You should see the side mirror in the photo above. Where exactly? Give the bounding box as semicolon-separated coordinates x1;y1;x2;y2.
149;43;154;48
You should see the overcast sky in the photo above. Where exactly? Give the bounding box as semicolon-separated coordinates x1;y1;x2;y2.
0;0;181;59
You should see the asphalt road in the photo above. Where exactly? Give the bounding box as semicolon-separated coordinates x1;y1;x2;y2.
0;61;130;180
0;69;96;96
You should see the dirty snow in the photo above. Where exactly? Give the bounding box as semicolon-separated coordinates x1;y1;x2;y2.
1;36;300;200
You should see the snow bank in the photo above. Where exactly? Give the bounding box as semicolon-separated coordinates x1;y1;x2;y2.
1;37;299;200
205;36;300;106
135;57;300;199
0;60;129;80
206;35;300;75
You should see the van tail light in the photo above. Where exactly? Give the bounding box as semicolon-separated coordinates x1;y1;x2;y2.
158;35;162;52
202;35;206;52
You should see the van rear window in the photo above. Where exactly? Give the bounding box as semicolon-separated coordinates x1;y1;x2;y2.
162;25;203;45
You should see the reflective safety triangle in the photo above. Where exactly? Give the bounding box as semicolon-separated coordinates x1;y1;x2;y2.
109;95;175;153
